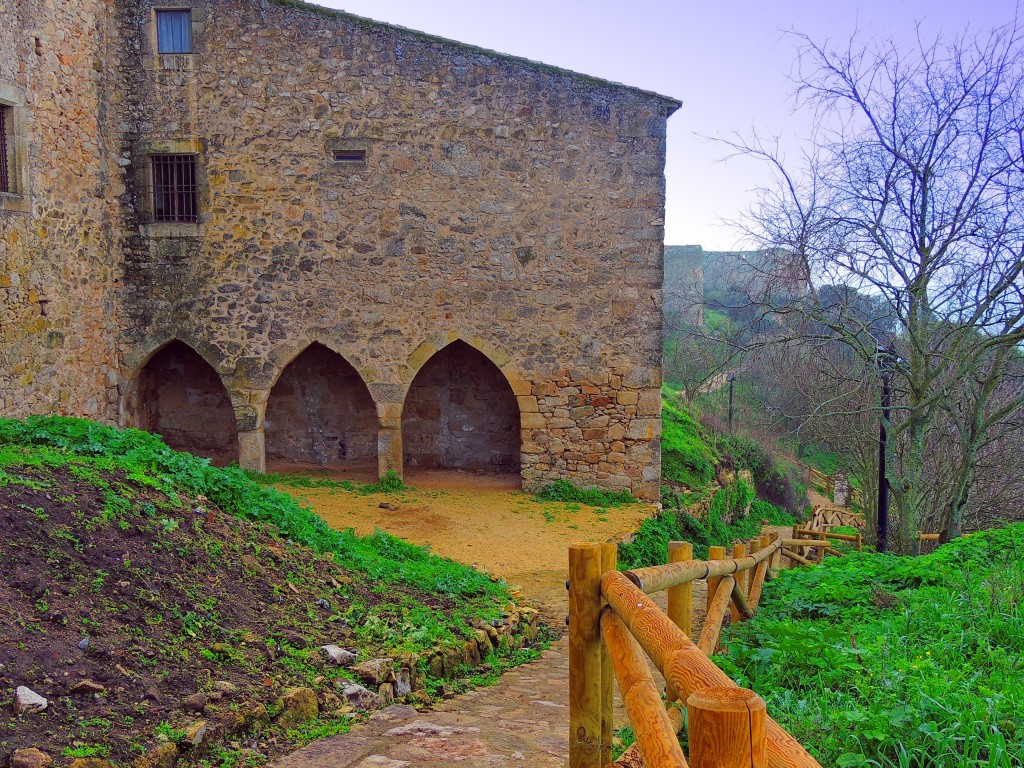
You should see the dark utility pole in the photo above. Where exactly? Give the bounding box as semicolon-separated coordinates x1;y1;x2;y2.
726;373;736;432
876;348;894;553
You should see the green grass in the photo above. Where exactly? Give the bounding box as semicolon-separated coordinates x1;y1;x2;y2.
716;525;1024;767
661;391;717;489
619;488;795;568
532;479;635;507
0;416;510;628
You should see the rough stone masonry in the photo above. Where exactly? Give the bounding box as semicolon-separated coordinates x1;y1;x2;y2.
0;0;680;500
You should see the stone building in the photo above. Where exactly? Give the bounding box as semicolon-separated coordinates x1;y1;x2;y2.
0;0;679;500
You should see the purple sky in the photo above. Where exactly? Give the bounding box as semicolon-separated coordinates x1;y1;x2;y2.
313;0;1017;249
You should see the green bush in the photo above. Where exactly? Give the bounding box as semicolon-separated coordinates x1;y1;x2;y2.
618;491;795;567
718;525;1024;766
716;433;801;514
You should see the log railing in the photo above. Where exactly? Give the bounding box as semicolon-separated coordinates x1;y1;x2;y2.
803;465;863;509
786;528;860;561
569;533;824;768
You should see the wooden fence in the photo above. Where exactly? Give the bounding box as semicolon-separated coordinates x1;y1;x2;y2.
804;465;863;509
806;505;864;532
568;533;829;768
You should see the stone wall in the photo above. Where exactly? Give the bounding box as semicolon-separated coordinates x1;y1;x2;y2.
1;0;677;501
113;0;677;499
265;343;378;469
402;341;520;472
0;0;123;420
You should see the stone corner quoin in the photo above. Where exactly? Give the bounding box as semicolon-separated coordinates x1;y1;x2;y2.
0;0;680;502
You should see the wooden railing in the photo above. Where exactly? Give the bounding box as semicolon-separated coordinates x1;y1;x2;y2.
793;525;862;555
804;465;863;509
568;533;825;768
806;505;864;532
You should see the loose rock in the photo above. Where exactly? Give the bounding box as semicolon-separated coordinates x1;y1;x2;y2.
182;693;208;713
14;686;48;715
280;631;308;648
70;679;105;695
11;748;53;768
132;741;179;768
339;682;380;710
319;645;357;666
352;658;394;686
276;687;318;727
183;721;210;749
212;680;237;695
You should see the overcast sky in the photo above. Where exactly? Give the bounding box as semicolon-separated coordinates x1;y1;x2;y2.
313;0;1017;250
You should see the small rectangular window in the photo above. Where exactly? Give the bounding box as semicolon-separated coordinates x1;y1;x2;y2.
151;154;198;223
156;10;193;54
333;149;367;163
0;106;10;193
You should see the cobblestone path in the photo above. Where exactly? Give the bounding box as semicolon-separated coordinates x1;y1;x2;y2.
273;575;710;768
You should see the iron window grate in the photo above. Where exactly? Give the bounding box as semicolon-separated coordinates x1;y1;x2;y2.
151;154;197;223
0;107;10;194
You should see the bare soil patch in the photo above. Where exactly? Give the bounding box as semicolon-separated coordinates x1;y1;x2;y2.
274;469;658;622
0;466;469;767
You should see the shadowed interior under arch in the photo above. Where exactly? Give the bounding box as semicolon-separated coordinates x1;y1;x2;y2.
402;341;521;473
265;343;378;469
136;341;239;464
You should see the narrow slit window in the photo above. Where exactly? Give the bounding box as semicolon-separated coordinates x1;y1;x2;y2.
151;154;198;223
333;149;367;163
156;10;193;54
0;107;10;194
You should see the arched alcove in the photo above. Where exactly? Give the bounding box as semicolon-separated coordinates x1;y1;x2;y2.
136;340;239;464
401;340;521;473
264;343;378;470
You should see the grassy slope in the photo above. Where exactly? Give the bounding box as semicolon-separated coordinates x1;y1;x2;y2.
0;416;536;765
717;526;1024;767
619;391;795;568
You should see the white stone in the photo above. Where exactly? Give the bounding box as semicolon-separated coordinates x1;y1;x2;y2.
319;645;357;666
14;687;48;715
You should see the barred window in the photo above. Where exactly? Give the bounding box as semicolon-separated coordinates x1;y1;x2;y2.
151;154;197;223
156;10;192;54
0;106;10;194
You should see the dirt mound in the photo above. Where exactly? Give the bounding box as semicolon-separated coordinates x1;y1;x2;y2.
0;464;478;767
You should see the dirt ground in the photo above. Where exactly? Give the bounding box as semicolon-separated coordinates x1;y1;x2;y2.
276;469;659;623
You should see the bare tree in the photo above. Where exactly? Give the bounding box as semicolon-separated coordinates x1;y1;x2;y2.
727;18;1024;552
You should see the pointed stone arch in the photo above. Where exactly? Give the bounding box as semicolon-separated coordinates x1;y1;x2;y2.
127;339;239;464
264;342;379;473
401;339;522;474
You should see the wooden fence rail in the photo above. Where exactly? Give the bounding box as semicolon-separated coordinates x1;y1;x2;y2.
569;534;826;768
803;464;863;509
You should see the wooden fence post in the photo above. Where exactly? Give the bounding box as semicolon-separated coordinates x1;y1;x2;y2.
768;531;780;569
856;532;862;552
599;542;616;767
730;542;748;624
707;545;727;618
687;687;767;768
666;541;692;705
568;543;603;768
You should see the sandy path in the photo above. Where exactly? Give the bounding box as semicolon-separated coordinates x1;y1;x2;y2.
274;468;657;623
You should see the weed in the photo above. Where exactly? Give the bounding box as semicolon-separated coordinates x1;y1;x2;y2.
62;745;111;758
533;480;635;507
718;525;1024;766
